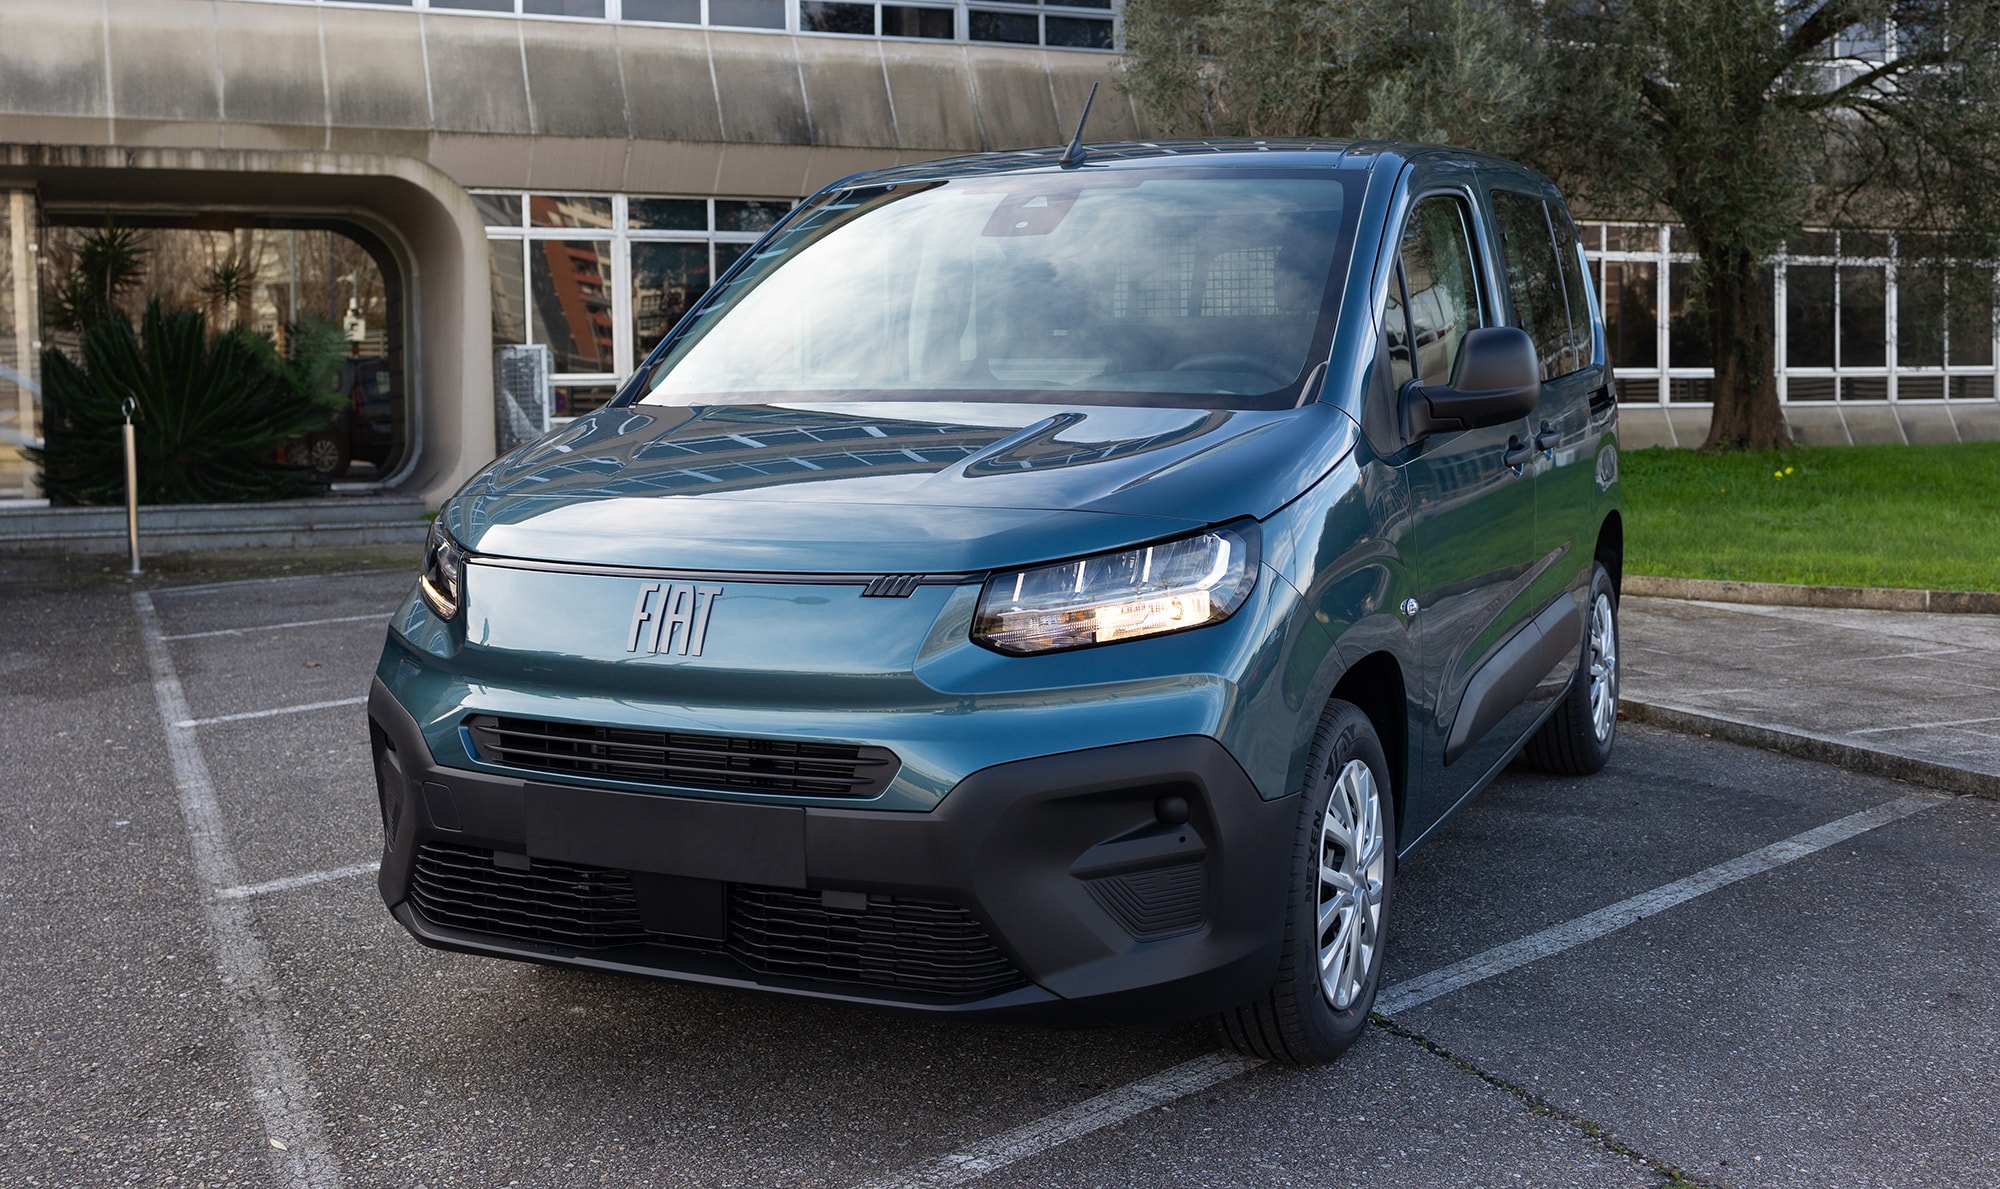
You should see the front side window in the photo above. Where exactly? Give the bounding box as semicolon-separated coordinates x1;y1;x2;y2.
1398;196;1484;388
639;171;1359;410
1491;189;1579;380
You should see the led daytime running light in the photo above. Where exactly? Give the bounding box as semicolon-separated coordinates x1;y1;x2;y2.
419;520;466;620
972;527;1257;655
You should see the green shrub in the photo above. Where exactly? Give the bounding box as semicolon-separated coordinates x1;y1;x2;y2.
32;301;335;505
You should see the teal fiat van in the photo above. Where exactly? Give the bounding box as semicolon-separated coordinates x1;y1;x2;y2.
369;141;1622;1064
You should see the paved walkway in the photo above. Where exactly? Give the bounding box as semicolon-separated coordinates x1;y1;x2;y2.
1621;595;2000;794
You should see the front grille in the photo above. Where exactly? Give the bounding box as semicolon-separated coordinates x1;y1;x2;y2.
410;842;650;949
464;715;899;798
729;887;1028;999
408;843;1029;1001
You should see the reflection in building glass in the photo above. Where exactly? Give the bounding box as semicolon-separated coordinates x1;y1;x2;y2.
1602;260;1655;369
489;239;526;347
530;195;614;230
1839;265;1886;367
531;239;615;373
1786;265;1835;368
633;242;711;360
1666;261;1712;368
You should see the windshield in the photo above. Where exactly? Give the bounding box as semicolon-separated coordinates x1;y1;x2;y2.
638;169;1359;410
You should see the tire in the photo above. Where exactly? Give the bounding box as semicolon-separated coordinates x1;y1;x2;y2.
1217;700;1395;1065
1523;562;1619;775
288;430;351;480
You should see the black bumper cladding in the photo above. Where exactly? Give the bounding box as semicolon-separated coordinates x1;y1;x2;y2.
368;678;1296;1024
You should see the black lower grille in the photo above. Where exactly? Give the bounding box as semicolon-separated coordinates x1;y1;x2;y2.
464;715;899;798
408;844;1027;1001
728;887;1027;999
410;842;650;949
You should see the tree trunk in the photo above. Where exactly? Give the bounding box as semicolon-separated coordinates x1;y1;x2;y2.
1699;254;1791;452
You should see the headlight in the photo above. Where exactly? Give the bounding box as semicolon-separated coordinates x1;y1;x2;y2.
972;526;1258;655
419;519;467;620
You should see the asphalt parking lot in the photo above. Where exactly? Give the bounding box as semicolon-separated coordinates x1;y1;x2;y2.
4;556;1997;1189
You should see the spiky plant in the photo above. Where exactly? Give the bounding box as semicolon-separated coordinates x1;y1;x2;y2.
31;301;332;505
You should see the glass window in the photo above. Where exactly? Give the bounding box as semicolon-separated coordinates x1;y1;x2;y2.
1602;224;1653;253
715;200;791;234
630;198;708;231
970;9;1038;42
1490;190;1574;379
715;242;753;276
801;1;874;33
642;172;1359;409
1949;268;1995;366
474;193;523;229
1840;265;1886;366
1045;16;1114;48
1666;261;1711;368
530;239;616;373
1898;266;1946;368
554;384;619;420
530;195;614;230
622;0;699;20
883;5;955;37
430;0;511;10
709;0;786;27
1382;271;1413;389
1786;265;1835;368
1549;204;1593;372
489;239;527;347
1398;196;1483;389
1602;260;1656;370
524;0;605;14
632;242;711;360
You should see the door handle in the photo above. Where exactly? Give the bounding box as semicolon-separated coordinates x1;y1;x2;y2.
1534;427;1560;457
1503;437;1535;473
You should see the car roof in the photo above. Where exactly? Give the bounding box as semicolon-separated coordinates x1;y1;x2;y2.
823;139;1553;191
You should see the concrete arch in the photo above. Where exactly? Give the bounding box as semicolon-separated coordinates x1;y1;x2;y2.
3;143;494;503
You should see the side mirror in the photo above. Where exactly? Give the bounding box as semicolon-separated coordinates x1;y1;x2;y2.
1402;326;1541;438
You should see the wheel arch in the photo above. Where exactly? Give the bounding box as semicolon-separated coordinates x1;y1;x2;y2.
1595;509;1623;593
1326;651;1410;849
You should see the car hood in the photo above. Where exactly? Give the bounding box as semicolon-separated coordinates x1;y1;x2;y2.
446;400;1358;574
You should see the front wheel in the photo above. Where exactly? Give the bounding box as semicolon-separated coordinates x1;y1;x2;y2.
1523;562;1619;775
1217;700;1394;1065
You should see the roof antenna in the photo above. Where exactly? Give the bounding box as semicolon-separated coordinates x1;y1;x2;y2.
1058;83;1099;170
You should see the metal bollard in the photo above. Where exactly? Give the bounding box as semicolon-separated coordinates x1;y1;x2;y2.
123;401;141;575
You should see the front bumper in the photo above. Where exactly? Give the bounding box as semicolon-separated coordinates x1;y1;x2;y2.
369;677;1297;1024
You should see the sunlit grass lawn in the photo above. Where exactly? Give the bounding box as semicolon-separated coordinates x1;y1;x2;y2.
1620;441;2000;591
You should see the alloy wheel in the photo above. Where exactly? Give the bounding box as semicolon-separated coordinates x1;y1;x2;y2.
1587;592;1618;742
1316;758;1386;1010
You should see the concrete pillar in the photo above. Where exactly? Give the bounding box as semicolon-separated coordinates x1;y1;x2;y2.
1;188;40;499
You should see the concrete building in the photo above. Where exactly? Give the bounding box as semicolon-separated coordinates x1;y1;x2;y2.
0;0;1133;504
1;1;1993;509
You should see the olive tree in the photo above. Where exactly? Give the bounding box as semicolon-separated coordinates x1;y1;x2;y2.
1121;0;2000;451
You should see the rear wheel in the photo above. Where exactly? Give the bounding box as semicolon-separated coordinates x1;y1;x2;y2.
1218;700;1394;1065
1523;562;1619;775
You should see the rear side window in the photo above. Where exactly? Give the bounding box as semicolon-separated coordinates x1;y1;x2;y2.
1491;190;1584;379
1548;204;1596;373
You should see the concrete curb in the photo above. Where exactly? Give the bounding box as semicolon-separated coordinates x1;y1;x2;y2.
1625;575;2000;615
1619;698;2000;800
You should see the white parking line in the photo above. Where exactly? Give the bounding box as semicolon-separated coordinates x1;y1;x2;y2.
152;568;407;597
1851;714;2000;735
133;591;345;1189
853;790;1941;1188
176;696;369;729
1373;791;1938;1016
162;612;396;641
216;861;383;902
854;1052;1263;1189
